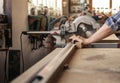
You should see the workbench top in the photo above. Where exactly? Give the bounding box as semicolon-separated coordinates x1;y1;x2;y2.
57;48;120;83
12;48;120;83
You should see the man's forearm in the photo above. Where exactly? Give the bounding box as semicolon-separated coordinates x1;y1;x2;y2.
84;24;114;45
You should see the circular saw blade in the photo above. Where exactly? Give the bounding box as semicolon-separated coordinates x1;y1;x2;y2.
77;23;96;38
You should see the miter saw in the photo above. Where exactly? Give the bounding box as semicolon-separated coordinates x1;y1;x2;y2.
57;16;99;41
48;15;99;47
22;15;99;48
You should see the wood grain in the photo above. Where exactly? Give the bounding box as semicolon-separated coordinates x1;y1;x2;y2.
57;48;120;83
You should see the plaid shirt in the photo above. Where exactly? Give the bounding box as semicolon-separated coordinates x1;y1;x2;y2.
105;11;120;31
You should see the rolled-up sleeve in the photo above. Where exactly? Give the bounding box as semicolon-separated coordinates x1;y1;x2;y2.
105;11;120;31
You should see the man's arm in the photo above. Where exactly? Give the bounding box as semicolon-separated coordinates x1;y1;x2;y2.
70;11;120;46
84;11;120;45
70;24;114;45
83;24;114;45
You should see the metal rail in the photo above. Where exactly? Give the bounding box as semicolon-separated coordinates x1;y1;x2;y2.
22;31;60;35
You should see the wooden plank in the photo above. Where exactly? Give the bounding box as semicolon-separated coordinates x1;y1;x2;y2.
11;48;62;83
12;43;77;83
103;34;119;41
96;34;119;43
34;43;76;83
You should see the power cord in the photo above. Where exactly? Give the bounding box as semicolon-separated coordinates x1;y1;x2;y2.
20;32;26;72
4;48;9;83
20;31;28;72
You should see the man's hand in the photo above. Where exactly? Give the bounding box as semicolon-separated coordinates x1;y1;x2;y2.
69;35;84;48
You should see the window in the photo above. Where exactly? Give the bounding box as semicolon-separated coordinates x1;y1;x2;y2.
92;0;120;15
112;0;120;14
92;0;110;13
28;0;62;16
0;0;4;14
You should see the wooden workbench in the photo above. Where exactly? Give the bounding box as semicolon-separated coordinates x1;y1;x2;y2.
12;46;120;83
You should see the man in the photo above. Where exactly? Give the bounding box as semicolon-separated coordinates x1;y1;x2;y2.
70;11;120;48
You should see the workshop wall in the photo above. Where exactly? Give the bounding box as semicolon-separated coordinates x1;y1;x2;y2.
12;0;32;70
0;0;31;82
